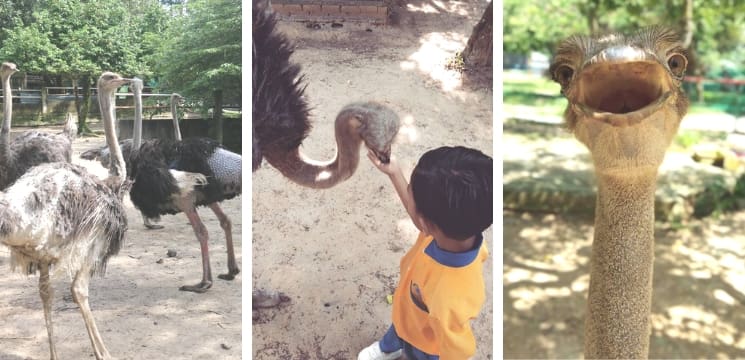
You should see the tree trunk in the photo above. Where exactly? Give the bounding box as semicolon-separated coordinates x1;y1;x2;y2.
462;1;492;68
213;89;224;144
78;75;92;135
682;0;694;48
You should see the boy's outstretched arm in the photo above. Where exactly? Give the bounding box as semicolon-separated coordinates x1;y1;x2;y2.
367;150;424;231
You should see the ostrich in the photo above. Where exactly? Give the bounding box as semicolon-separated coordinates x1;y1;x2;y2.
549;27;689;358
252;0;401;308
0;71;132;360
171;93;184;141
1;62;77;190
127;77;241;293
80;91;186;230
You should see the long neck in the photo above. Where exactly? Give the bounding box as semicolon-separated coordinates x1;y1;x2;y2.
99;91;126;179
171;95;182;141
263;112;363;189
1;73;12;165
132;80;143;150
584;169;657;359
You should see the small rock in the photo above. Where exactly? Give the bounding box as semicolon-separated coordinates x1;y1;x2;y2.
153;321;158;326
156;258;164;264
167;249;177;257
221;343;231;350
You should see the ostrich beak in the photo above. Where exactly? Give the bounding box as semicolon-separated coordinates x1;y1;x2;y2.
370;147;391;164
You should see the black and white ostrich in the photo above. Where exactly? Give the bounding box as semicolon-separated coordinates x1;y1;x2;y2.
252;0;401;309
80;90;186;230
1;62;77;190
127;77;241;293
0;72;132;360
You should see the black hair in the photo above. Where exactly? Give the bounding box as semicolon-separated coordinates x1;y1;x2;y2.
410;146;492;240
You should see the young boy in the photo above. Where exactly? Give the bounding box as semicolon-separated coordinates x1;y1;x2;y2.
358;146;492;360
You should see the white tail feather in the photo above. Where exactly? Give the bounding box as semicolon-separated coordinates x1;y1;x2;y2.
169;170;208;197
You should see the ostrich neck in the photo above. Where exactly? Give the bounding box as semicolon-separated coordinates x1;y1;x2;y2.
171;96;182;141
1;74;12;166
584;169;657;359
132;81;143;150
264;113;362;189
99;92;126;179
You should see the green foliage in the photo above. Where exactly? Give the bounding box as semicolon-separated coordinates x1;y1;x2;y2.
155;0;241;110
504;0;745;80
694;176;736;218
2;1;133;75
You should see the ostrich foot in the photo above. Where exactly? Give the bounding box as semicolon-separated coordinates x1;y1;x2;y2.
143;217;164;230
253;289;291;309
144;223;164;230
218;268;240;281
179;281;213;293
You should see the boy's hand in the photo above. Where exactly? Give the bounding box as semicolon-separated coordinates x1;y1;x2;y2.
367;150;399;176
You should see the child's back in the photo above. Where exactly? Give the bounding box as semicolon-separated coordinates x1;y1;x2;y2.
359;146;492;360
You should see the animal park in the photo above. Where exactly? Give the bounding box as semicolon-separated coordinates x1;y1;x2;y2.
252;0;493;358
0;1;242;359
504;1;745;359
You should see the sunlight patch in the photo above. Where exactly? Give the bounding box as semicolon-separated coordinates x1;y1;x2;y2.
400;32;468;93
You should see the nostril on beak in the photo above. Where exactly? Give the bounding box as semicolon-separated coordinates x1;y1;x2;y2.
378;152;391;164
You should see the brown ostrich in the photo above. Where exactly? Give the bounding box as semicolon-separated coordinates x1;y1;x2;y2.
0;72;132;360
252;0;401;309
549;27;689;358
1;62;77;190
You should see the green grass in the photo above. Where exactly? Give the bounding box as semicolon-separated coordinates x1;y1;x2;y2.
503;70;741;119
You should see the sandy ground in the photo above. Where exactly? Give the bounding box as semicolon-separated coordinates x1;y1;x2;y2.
504;208;745;359
252;1;494;359
0;126;242;359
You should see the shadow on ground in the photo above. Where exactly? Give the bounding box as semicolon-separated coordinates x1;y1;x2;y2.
504;210;745;359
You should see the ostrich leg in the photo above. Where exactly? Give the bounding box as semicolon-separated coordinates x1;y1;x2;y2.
208;203;240;280
72;265;112;360
39;263;59;360
180;207;214;292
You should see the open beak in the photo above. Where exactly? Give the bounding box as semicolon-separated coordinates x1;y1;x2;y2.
572;46;673;127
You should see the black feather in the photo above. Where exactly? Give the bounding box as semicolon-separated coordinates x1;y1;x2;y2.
252;0;312;171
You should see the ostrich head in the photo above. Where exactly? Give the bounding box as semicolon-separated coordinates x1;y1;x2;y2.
172;93;184;103
357;104;400;164
1;62;18;77
550;26;689;173
97;72;131;92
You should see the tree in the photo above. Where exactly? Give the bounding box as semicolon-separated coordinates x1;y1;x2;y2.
0;0;168;133
462;2;493;68
156;0;241;144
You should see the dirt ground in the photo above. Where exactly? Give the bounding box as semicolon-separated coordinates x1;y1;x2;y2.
504;209;745;359
251;1;494;359
0;126;242;359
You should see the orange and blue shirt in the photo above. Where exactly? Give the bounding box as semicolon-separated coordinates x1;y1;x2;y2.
391;231;488;359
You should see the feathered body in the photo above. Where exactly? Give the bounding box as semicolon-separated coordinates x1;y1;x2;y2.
251;0;312;171
0;130;75;190
1;62;76;190
128;137;241;219
0;162;128;276
80;138;133;168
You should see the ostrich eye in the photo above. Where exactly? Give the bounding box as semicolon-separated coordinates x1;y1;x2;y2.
553;65;574;87
667;53;687;78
